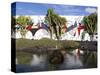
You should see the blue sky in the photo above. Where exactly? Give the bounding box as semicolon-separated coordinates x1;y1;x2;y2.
11;2;97;16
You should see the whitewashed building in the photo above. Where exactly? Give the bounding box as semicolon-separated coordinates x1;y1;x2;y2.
33;29;50;40
12;15;97;41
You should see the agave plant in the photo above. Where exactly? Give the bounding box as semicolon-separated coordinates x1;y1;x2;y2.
45;8;54;39
82;13;97;41
15;16;34;39
45;8;67;40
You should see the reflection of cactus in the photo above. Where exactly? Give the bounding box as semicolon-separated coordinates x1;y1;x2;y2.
82;51;97;68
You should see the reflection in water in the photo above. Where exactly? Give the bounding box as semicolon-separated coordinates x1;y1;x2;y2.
30;54;46;66
16;49;97;72
30;49;83;69
82;51;97;68
16;58;18;64
48;50;64;64
64;54;83;68
72;49;84;55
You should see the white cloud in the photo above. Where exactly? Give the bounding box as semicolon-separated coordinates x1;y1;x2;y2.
85;7;97;13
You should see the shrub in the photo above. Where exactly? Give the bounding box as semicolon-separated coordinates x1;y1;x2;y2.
60;40;79;49
16;39;79;50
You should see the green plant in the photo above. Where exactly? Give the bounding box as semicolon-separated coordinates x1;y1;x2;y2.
16;39;79;50
45;8;67;40
82;13;97;41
